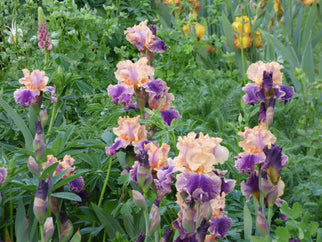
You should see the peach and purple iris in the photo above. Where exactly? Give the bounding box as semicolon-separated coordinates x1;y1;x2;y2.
145;78;181;125
235;126;276;174
242;61;294;105
124;20;167;53
105;116;148;157
174;132;230;204
14;69;56;107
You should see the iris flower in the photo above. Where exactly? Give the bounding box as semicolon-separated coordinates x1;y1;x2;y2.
124;20;167;53
105;116;147;156
14;69;56;107
235;125;276;174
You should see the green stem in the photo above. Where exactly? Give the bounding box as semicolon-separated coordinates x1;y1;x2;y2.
267;206;273;234
47;102;58;142
241;38;246;86
40;222;44;241
98;157;113;207
10;186;13;242
154;230;159;242
143;209;149;242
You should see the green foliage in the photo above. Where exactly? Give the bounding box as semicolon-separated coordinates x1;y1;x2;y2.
274;203;320;241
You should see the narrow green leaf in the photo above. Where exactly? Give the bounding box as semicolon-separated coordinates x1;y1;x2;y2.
0;98;33;150
91;203;125;239
301;31;315;82
51;192;81;202
53;172;83;191
41;162;59;180
15;199;27;242
243;203;252;240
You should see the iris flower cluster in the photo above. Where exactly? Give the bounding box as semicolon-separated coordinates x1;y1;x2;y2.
172;132;235;241
235;61;294;237
107;20;180;126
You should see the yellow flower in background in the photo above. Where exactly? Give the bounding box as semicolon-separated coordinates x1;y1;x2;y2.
182;23;206;41
233;34;252;50
273;0;284;21
254;31;263;48
232;15;263;50
301;0;319;6
195;23;205;40
232;16;252;35
182;24;190;37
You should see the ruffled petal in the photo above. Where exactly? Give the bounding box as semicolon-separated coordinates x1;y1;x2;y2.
176;171;221;204
14;88;39;107
105;138;130;157
242;84;263;105
160;109;181;126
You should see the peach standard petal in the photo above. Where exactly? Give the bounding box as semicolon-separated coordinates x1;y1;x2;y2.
115;57;154;89
247;61;284;86
113;116;147;143
145;142;170;171
238;126;276;154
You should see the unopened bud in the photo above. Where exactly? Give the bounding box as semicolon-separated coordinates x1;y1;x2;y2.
28;156;40;177
256;207;269;237
60;211;73;242
148;203;160;235
33;121;46;161
137;165;152;193
49;196;60;216
33;179;48;223
132;190;147;210
40;108;48;127
43;217;54;242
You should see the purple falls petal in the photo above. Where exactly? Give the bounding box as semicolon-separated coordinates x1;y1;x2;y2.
69;176;84;193
235;153;265;174
241;171;260;201
208;216;232;239
105;138;130;157
14;89;39;107
107;84;134;107
154;161;176;202
276;85;294;103
262;144;283;185
146;79;169;100
160;109;181;126
147;37;167;53
242;84;264;105
176;172;221;204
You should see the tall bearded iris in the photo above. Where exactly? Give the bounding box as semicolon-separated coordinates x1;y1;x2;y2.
124;20;167;54
242;61;294;127
14;69;56;107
